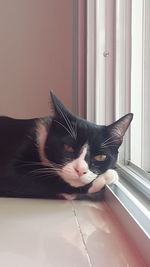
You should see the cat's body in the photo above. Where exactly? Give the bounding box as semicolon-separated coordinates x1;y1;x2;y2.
0;93;133;200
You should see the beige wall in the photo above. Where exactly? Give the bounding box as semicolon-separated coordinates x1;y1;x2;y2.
0;0;73;118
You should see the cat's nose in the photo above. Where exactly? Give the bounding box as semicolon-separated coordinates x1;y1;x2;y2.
74;167;87;177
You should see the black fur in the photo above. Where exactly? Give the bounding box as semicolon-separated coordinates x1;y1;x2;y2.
0;92;133;199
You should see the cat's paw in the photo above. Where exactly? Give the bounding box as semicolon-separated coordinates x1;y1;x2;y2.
88;169;119;194
104;169;119;185
88;176;106;194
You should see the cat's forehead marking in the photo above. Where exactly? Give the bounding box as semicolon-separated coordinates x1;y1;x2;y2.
80;143;88;159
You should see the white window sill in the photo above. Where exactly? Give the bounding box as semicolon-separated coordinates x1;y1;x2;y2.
0;197;148;267
105;172;150;266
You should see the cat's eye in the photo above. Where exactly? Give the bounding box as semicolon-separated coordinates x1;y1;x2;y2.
94;155;107;161
64;144;74;153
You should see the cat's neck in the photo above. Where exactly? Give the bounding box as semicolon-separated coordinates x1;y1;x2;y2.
36;120;51;167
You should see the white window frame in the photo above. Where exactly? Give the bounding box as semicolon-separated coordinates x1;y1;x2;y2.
142;0;150;172
130;0;150;172
86;1;150;265
87;0;115;125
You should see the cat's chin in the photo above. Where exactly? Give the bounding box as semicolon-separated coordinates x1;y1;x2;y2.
80;175;96;185
58;170;96;188
59;175;94;188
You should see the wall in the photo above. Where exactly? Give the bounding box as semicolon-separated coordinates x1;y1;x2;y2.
0;0;73;118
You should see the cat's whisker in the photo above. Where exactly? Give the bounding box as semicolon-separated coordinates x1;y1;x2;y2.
34;167;60;172
101;141;115;147
55;103;76;139
36;166;62;171
101;144;118;149
54;120;74;139
101;136;114;146
29;172;53;180
101;143;117;147
48;161;64;168
101;139;120;147
17;159;64;169
73;120;77;139
55;104;71;125
24;168;60;178
101;136;119;147
18;164;61;171
59;108;76;139
103;138;120;144
20;162;64;178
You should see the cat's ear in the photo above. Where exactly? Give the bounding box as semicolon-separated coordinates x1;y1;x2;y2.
107;113;133;146
50;91;71;118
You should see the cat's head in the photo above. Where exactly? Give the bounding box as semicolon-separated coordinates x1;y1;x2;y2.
42;92;133;187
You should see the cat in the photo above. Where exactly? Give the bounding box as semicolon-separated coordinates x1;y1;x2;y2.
0;92;133;200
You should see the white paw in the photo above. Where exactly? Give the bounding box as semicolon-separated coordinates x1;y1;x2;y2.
88;176;106;193
88;169;119;194
104;169;119;185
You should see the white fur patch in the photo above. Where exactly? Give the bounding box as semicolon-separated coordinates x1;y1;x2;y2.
88;169;119;194
58;145;97;187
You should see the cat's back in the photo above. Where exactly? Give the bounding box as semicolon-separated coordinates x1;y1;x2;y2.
0;116;36;142
0;116;36;166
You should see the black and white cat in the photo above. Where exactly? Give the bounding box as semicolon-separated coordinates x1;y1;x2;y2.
0;92;133;200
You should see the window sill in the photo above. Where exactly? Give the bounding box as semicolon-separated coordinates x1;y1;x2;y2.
104;176;150;266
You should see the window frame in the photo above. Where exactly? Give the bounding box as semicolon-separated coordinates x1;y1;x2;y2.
86;0;150;265
130;0;150;172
